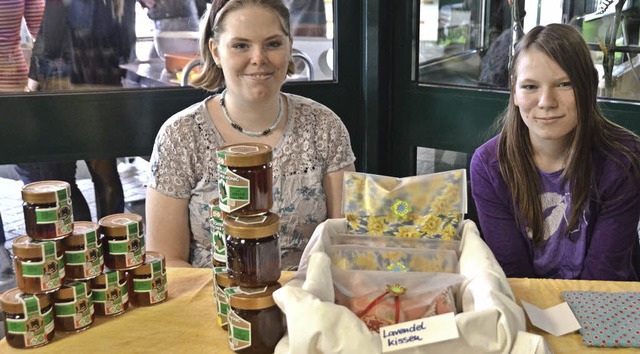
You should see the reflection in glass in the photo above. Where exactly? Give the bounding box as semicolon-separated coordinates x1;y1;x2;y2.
417;0;640;102
12;0;334;94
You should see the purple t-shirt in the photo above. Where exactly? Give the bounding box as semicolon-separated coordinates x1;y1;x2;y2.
470;135;640;280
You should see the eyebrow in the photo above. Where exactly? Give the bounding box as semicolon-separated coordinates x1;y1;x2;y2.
228;34;287;42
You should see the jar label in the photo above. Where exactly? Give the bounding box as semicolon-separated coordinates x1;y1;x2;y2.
215;284;230;327
228;309;251;350
218;164;250;213
93;272;128;315
54;282;94;329
6;296;54;347
21;243;65;291
132;264;167;304
34;188;73;236
210;205;227;263
107;223;145;267
64;245;103;278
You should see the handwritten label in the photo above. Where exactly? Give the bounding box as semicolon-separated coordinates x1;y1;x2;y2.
380;312;459;352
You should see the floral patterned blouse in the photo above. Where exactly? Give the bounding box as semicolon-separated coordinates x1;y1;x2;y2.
148;93;356;270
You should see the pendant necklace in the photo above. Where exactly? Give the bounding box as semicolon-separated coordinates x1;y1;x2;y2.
220;89;283;137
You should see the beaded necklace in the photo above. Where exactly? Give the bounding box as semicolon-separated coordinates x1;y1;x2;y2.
220;89;283;137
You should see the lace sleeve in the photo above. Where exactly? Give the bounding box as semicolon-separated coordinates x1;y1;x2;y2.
320;106;356;173
148;113;199;199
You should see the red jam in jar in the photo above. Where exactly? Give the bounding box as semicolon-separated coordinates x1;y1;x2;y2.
214;266;237;330
12;236;65;294
210;198;227;267
217;143;273;216
226;284;285;354
21;180;73;240
99;213;146;270
53;280;94;332
225;213;281;287
128;251;168;306
1;288;55;349
63;221;104;280
90;269;128;316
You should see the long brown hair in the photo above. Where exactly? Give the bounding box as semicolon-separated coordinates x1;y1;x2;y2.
497;23;640;246
190;0;295;91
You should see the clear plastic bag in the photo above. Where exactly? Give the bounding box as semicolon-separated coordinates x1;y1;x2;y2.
332;269;465;332
327;244;459;273
330;233;461;257
342;170;467;239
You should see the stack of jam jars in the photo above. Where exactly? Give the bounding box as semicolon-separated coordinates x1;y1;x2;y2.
0;180;170;349
214;143;287;354
2;180;73;348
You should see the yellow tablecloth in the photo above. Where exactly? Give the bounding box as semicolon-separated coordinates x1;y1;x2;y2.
508;278;640;354
2;269;638;353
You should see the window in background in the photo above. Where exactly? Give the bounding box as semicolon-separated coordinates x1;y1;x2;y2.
417;0;640;102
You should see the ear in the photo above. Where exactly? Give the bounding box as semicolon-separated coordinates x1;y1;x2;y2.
209;38;220;65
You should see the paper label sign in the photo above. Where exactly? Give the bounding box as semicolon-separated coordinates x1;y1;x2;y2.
380;312;459;352
521;301;581;337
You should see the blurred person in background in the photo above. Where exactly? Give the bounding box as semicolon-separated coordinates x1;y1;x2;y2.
0;0;44;91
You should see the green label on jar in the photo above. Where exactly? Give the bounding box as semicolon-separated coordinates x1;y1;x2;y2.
133;268;167;304
54;283;93;329
35;207;57;223
211;211;226;263
93;280;127;315
228;309;251;350
7;298;54;347
21;251;64;291
108;233;145;267
218;166;250;213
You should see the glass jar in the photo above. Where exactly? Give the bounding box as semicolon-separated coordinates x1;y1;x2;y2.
225;213;281;287
21;180;73;240
53;280;94;332
63;221;104;280
128;251;168;306
217;143;273;216
210;198;227;267
214;267;237;330
0;288;55;349
12;235;64;294
90;269;128;316
226;284;285;354
99;213;146;270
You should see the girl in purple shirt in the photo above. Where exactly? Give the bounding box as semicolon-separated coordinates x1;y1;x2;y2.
470;24;640;281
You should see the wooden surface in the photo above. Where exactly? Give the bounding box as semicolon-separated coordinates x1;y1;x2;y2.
2;269;638;353
508;278;640;354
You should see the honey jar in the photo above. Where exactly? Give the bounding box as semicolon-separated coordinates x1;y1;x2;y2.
225;213;281;287
63;221;104;280
210;198;227;267
90;269;128;316
53;280;94;332
216;143;273;216
21;180;73;240
12;236;64;294
226;284;285;354
0;288;55;349
99;213;146;270
128;251;168;306
214;267;237;330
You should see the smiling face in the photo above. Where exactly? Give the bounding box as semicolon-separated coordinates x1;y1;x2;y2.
210;5;291;102
513;48;578;149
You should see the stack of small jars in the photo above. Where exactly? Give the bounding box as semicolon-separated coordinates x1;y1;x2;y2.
0;181;168;350
213;143;287;354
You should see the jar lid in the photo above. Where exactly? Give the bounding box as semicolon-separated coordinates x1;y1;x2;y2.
91;269;125;287
64;221;101;247
228;284;280;310
55;280;91;301
0;288;51;315
21;180;72;204
224;213;280;239
216;143;272;167
214;270;236;288
99;213;143;237
12;235;60;259
131;251;166;276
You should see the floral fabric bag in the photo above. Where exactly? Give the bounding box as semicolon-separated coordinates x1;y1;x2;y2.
330;234;461;257
342;170;467;239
